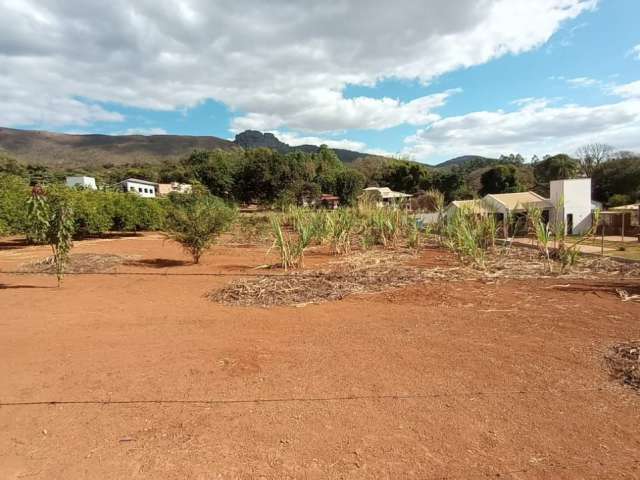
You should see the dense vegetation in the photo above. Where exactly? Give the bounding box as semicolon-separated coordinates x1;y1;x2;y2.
1;143;639;241
0;175;166;237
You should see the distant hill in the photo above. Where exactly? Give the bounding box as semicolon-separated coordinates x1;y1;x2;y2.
0;127;369;167
0;127;236;167
434;155;499;170
232;130;366;163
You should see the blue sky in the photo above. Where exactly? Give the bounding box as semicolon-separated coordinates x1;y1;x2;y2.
2;0;639;164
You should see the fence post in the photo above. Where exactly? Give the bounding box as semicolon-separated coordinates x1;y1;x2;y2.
601;216;605;256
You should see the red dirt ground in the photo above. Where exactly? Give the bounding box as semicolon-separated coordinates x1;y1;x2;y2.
1;234;640;479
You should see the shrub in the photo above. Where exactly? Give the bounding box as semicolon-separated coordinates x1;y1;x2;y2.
0;174;30;235
164;192;236;263
27;187;75;286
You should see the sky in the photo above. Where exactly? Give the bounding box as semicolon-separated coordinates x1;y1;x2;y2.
1;0;639;164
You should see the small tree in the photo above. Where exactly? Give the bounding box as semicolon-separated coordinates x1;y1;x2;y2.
164;192;235;264
27;186;75;286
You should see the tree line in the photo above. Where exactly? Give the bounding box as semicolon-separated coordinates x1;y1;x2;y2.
1;142;639;236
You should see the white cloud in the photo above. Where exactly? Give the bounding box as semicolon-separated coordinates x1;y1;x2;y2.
113;127;168;136
231;90;458;132
270;131;365;151
270;130;392;156
611;80;640;99
403;95;640;161
566;76;600;87
628;44;640;60
0;0;595;131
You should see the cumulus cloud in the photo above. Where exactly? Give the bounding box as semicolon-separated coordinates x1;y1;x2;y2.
270;131;366;151
231;90;458;132
0;0;595;131
404;93;640;161
270;130;393;156
628;44;640;60
611;80;640;98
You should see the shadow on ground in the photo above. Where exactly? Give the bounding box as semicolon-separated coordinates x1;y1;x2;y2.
124;258;191;268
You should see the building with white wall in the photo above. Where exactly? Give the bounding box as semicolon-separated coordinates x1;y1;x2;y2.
65;176;97;190
119;178;158;198
360;187;412;207
157;182;192;196
549;178;593;235
444;178;596;236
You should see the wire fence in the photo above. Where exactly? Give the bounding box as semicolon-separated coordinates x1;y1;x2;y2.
0;385;623;407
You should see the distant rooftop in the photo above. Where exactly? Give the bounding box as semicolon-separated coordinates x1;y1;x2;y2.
363;186;412;199
486;191;552;211
119;178;158;186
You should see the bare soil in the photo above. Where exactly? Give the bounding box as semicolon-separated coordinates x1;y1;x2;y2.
1;233;640;479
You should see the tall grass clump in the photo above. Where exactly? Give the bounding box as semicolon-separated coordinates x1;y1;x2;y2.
359;205;413;249
442;207;497;268
269;214;315;270
554;208;601;273
326;208;359;254
421;189;446;243
527;206;553;272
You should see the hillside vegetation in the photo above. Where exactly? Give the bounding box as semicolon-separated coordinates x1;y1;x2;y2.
0;127;368;167
1;127;639;209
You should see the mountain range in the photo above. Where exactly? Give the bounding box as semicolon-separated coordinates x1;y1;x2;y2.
0;126;492;169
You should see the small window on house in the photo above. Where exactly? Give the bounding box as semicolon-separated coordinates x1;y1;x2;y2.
138;187;143;192
144;188;148;193
129;186;134;191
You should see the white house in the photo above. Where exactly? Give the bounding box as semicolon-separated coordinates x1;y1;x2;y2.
550;178;593;235
446;192;552;220
65;176;97;190
119;178;158;198
445;178;596;235
360;186;412;207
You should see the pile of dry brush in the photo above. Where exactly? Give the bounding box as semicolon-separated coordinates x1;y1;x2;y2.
210;245;640;307
605;342;640;390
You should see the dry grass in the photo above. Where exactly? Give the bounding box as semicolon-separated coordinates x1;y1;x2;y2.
209;249;442;307
605;342;640;390
210;245;640;307
482;247;640;280
19;253;135;273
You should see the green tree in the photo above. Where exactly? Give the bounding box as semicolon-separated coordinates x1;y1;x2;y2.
183;149;239;198
335;169;365;205
533;154;579;186
164;192;236;263
608;194;633;207
479;165;523;196
592;155;640;204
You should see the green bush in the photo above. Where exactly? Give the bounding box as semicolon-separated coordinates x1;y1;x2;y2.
164;192;236;263
0;175;170;238
0;174;30;235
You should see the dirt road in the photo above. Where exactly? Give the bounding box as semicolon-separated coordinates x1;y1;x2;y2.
1;235;639;479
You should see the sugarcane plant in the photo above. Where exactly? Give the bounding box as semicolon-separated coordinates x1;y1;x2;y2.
527;206;552;273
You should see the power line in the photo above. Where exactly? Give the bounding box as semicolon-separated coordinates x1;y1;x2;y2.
2;388;637;478
0;385;619;407
3;269;640;282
